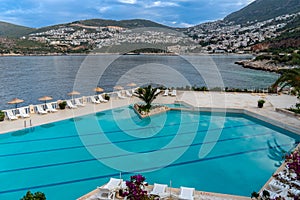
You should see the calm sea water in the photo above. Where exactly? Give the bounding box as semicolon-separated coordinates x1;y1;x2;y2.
0;54;278;109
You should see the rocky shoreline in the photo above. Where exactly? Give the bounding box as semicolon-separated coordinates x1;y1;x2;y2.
235;60;286;72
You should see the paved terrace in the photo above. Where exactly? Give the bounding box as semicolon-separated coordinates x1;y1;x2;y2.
1;91;299;200
3;91;298;135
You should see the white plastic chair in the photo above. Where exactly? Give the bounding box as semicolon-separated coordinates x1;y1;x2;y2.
150;183;168;198
178;186;195;200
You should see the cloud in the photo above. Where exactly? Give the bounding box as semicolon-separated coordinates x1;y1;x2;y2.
146;1;179;8
118;0;137;4
96;6;111;13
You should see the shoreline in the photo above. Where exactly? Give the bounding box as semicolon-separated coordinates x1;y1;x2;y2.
0;52;254;57
235;59;288;73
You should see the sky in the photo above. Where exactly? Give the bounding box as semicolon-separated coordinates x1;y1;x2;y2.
0;0;255;28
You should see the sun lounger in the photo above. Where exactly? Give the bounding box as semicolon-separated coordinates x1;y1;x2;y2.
117;91;127;99
102;178;122;190
98;95;108;103
6;110;18;120
163;89;169;96
149;183;168;198
66;100;77;109
170;90;177;96
125;90;132;97
177;186;195;200
87;188;113;200
17;107;30;118
154;89;161;95
36;105;47;114
90;96;101;104
268;179;289;191
75;99;85;107
46;103;58;112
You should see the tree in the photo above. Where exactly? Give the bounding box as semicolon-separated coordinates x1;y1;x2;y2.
21;190;46;200
272;68;300;97
135;85;159;111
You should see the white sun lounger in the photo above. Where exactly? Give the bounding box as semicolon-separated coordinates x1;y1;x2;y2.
46;103;58;112
125;90;132;97
177;186;195;200
171;90;177;96
117;91;127;99
75;99;85;107
66;100;77;109
6;110;18;120
90;96;101;104
102;178;123;190
98;95;108;103
88;178;123;200
87;188;113;200
150;183;169;198
17;107;30;118
163;89;169;96
36;105;47;114
154;89;161;95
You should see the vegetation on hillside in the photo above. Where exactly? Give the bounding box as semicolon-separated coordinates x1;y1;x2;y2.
225;0;300;24
255;51;300;66
0;21;34;38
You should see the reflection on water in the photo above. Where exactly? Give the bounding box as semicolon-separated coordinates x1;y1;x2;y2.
0;55;277;109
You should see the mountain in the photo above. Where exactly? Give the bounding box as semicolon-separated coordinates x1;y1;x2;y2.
224;0;300;24
0;21;35;38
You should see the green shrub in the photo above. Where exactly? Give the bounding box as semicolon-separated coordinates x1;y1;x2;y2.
21;190;46;200
0;110;5;121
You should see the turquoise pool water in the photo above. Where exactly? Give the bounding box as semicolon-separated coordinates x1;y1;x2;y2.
0;106;299;199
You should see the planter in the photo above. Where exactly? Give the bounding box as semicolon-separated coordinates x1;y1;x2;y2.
257;100;265;108
58;101;67;109
258;102;264;108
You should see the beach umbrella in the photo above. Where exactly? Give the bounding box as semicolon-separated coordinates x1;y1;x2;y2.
7;98;24;108
68;91;80;101
38;96;53;106
94;87;104;93
68;91;80;96
127;82;137;87
113;85;124;90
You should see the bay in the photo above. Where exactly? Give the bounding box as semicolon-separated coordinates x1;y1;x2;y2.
0;54;278;110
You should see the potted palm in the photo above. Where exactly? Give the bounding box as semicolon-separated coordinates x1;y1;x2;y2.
257;99;265;108
58;101;67;109
134;85;159;114
0;110;5;121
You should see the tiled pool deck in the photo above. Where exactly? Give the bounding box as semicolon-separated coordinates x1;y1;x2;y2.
1;91;299;199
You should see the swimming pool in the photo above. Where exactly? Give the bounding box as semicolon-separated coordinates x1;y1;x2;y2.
0;106;299;199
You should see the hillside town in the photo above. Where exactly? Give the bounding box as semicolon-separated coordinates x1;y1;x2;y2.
186;12;300;53
21;11;300;54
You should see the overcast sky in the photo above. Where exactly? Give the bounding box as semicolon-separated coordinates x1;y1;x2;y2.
0;0;255;28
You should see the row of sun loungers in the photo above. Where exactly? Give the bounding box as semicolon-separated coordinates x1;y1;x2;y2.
86;178;195;200
261;165;300;199
4;89;176;120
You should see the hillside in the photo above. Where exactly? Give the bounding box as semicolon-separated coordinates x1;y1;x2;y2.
30;18;173;34
0;21;35;38
224;0;300;24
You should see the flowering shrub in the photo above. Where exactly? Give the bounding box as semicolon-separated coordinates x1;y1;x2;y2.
121;174;149;200
285;150;300;179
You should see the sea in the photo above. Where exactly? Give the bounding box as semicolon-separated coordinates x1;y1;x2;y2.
0;54;278;110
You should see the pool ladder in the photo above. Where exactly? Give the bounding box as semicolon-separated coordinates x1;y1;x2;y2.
24;119;33;131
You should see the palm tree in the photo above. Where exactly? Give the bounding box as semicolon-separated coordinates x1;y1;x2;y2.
272;68;300;97
135;85;159;111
